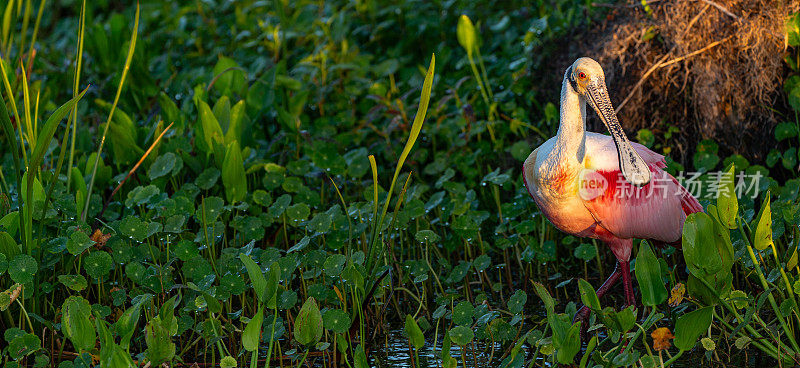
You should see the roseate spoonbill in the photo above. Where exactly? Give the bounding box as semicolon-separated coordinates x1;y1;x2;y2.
522;57;702;324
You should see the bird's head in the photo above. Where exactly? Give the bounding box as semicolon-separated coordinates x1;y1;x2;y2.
565;57;651;186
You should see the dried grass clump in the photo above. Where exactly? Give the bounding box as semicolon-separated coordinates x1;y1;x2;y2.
588;0;796;162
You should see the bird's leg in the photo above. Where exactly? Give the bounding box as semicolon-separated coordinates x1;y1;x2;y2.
574;262;622;325
619;260;636;308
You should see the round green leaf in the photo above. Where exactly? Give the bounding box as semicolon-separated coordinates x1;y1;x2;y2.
452;301;474;326
507;290;527;314
148;152;177;180
253;190;272;207
9;254;37;284
66;230;95;256
195;168;221;190
58;275;88;292
323;254;346;277
323;309;351;334
573;243;597;261
448;326;474;346
84;252;113;280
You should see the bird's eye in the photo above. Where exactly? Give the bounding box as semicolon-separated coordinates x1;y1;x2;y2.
578;72;586;80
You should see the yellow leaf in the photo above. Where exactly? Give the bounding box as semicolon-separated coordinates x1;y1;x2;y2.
668;283;686;307
651;327;674;352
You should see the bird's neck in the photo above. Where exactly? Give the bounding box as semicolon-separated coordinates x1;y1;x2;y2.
554;76;587;165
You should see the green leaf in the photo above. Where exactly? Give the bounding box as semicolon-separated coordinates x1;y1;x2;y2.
404;315;425;350
532;282;555;315
682;213;723;275
83;251;113;279
716;164;737;229
62;296;95;352
294;297;323;345
448;325;474;346
239;254;267;303
195;168;221;190
507;290;527;314
148;152;177;180
634;241;668;306
354;345;368;368
243;305;264;351
324;309;352;334
30;89;88;187
0;231;20;259
114;294;152;350
265;262;281;309
452;301;474;326
775;122;798;141
8;254;37;284
8;333;40;360
415;229;440;243
601;306;636;333
225;100;248;145
753;191;773;251
220;356;237;368
573;243;596;261
222;140;247;203
787;12;800;47
197;100;224;154
212;56;246;95
66;230;95;256
578;279;601;311
120;216;149;242
58;275;88;292
323;254;346;277
674;306;713;351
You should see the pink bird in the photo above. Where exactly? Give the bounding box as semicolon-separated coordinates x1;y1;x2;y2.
522;57;702;323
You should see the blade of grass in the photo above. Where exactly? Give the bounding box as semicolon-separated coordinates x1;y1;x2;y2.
66;0;85;193
23;87;87;253
81;1;139;222
19;59;33;149
0;84;24;256
0;54;29;167
365;54;435;275
23;0;46;72
327;175;353;262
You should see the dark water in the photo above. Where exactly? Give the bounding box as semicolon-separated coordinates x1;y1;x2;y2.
370;329;520;368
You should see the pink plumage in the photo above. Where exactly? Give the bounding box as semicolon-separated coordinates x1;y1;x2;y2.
523;57;703;331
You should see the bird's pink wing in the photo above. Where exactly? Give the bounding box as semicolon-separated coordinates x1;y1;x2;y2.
581;142;702;243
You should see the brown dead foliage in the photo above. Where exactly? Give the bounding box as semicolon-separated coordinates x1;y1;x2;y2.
540;0;797;162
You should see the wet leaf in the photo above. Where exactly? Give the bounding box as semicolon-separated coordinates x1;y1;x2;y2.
404;315;425;349
324;309;351;334
294;297;323;345
674;306;713;351
635;241;668;306
9;254;37;284
448;325;474;346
